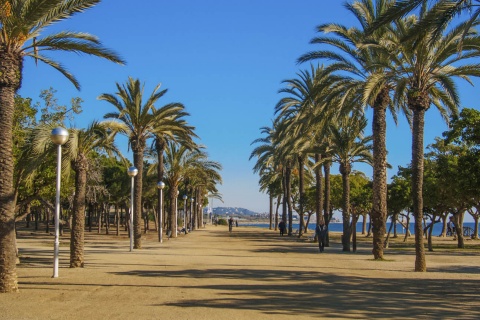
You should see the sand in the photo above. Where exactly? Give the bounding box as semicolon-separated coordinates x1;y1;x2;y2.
1;225;479;319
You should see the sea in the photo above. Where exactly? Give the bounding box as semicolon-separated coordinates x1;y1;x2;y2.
239;221;479;236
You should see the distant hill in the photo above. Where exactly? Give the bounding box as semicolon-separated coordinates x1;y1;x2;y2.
204;207;259;216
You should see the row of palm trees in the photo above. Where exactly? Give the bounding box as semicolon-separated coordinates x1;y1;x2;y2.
251;0;480;271
0;1;222;293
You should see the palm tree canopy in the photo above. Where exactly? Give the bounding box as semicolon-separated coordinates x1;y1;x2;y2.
100;77;191;153
368;0;478;43
0;0;125;89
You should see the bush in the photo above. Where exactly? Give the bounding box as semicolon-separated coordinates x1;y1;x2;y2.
217;218;227;226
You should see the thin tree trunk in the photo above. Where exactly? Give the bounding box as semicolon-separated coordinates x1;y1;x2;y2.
384;219;395;248
393;214;398;238
275;195;280;231
352;214;359;253
454;211;465;249
362;214;367;235
115;204;120;236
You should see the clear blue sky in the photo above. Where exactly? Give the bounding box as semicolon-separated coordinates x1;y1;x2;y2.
18;1;480;215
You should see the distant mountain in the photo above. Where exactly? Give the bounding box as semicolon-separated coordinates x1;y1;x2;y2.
204;207;259;216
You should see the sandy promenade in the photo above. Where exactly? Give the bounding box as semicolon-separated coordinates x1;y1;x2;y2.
1;225;480;319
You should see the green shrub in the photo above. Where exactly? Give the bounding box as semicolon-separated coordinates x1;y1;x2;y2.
217;218;227;226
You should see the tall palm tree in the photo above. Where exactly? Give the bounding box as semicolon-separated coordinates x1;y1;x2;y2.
100;77;184;249
275;68;319;236
163;142;216;236
250;124;283;229
0;0;124;293
151;104;196;239
330;114;373;251
31;121;121;267
392;13;480;271
298;0;408;259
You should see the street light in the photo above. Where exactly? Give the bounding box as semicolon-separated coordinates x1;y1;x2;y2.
127;166;138;252
182;195;188;233
50;127;69;278
157;181;165;243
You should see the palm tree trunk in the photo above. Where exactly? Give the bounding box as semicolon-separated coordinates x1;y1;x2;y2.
412;107;426;271
275;195;281;231
0;47;22;292
315;154;323;225
282;171;287;224
269;194;273;230
70;157;88;268
371;100;388;260
115;204;120;236
132;148;144;248
168;186;178;238
298;155;305;237
340;163;351;252
286;166;293;236
323;160;331;246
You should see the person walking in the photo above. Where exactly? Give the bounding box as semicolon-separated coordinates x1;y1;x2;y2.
278;220;286;236
315;220;328;253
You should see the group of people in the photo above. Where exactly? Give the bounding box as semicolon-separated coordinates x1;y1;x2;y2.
277;219;328;253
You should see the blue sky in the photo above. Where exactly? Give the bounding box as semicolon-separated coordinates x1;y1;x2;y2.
18;1;480;215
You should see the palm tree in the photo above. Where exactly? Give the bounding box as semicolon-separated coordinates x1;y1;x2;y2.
275;68;320;237
182;152;222;229
152;110;196;238
250;124;284;230
0;0;124;293
100;77;185;249
163;142;218;236
391;13;480;271
298;0;409;259
330;114;373;251
31;121;121;267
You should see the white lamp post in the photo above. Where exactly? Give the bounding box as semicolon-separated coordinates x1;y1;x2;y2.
127;166;138;251
157;181;165;243
182;195;187;233
50;127;69;278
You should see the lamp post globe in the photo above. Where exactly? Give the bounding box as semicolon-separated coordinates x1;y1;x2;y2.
127;166;138;177
50;127;69;145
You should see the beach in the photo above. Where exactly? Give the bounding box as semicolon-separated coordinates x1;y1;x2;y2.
1;225;479;319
